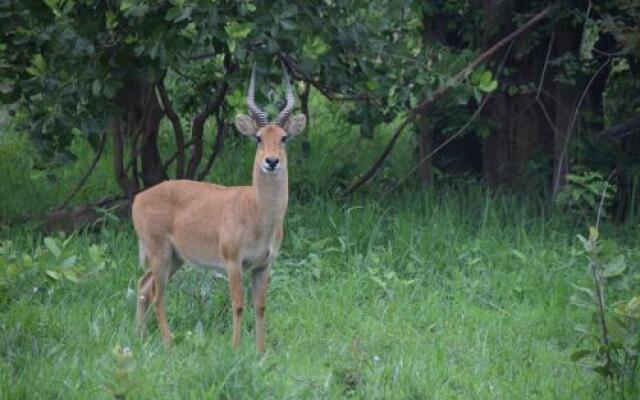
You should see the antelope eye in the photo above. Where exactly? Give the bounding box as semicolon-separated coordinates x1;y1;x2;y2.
281;136;288;143
255;136;262;143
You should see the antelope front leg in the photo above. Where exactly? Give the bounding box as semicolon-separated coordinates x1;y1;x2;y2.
227;263;244;349
251;266;270;353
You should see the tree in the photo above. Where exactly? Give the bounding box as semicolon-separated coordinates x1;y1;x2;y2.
1;0;638;215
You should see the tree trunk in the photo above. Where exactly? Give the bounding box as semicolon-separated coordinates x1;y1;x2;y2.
139;86;165;188
480;1;555;189
110;117;139;198
111;79;166;198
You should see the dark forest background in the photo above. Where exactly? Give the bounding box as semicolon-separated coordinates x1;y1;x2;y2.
0;0;639;223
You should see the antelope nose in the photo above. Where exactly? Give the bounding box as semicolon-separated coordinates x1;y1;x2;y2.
265;157;279;169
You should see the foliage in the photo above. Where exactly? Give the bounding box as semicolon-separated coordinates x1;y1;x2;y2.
0;189;611;398
103;345;142;399
0;0;500;192
0;234;109;307
570;226;640;397
555;168;616;220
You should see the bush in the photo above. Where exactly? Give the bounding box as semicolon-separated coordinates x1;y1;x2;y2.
570;226;640;397
0;234;109;307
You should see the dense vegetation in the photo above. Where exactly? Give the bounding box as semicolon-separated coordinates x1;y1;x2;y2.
2;191;638;399
1;0;640;398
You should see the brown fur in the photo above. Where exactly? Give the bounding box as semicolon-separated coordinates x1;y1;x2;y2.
132;119;304;352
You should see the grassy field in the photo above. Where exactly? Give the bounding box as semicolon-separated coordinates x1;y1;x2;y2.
2;188;631;399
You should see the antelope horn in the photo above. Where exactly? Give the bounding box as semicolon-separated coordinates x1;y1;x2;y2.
274;63;295;126
246;63;268;126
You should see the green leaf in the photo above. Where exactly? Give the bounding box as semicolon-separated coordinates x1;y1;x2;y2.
46;270;61;280
44;237;61;258
510;249;527;262
570;349;593;362
60;255;77;269
6;264;20;276
26;54;47;76
480;70;492;84
478;79;498;93
570;283;596;300
105;10;118;30
570;292;595;309
180;22;197;40
62;269;80;283
91;80;102;97
225;22;252;39
576;234;590;252
88;244;104;264
194;319;205;346
303;37;329;60
602;255;626;278
366;79;379;91
579;19;598;60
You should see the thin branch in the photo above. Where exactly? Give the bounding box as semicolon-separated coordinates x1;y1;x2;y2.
186;80;228;179
591;169;616;377
552;58;611;196
341;3;557;197
163;138;196;173
279;52;370;102
595;116;640;140
536;29;555;100
197;106;227;181
55;132;107;210
413;2;558;116
156;76;186;178
383;94;493;198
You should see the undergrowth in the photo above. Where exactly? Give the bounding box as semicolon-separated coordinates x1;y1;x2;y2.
1;190;636;398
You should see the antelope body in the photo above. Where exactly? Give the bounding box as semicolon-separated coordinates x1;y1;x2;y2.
132;65;306;352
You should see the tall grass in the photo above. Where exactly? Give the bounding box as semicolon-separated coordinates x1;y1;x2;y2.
1;95;637;398
1;189;627;398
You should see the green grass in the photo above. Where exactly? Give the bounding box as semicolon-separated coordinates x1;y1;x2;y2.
1;188;626;399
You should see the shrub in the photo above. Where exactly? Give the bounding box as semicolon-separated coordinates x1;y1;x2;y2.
0;234;109;307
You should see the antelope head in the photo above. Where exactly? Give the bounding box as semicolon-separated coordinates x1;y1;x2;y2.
234;64;306;175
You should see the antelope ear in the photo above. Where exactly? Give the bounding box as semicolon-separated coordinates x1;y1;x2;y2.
284;114;306;138
234;114;258;137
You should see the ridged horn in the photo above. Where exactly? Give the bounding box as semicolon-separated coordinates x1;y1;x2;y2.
246;63;268;126
274;63;295;126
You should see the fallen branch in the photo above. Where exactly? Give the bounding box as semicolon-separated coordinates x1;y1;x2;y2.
341;2;558;197
596;116;640;139
44;196;129;233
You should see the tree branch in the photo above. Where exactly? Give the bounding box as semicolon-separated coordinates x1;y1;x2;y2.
595;116;640;139
156;75;186;178
55;131;107;210
383;94;492;197
197;105;227;181
553;58;611;197
186;80;228;179
341;3;558;197
279;52;369;102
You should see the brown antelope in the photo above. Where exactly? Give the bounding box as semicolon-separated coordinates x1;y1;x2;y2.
132;64;306;352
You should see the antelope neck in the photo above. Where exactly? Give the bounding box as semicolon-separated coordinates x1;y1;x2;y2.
251;160;289;224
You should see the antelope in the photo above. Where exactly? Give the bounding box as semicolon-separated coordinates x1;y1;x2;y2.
132;64;306;352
